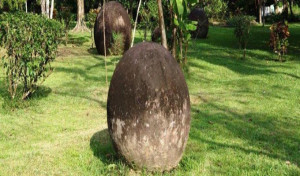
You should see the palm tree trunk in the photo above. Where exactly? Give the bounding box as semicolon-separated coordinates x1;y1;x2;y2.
157;0;168;49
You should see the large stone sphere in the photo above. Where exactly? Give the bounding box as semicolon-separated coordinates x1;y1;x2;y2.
107;42;191;171
94;1;132;55
188;8;209;39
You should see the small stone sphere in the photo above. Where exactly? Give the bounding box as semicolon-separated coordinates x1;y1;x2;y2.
94;1;132;55
151;27;161;42
107;42;191;171
188;8;209;39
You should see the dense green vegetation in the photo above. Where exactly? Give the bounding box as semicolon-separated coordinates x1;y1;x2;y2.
0;12;64;100
0;24;299;175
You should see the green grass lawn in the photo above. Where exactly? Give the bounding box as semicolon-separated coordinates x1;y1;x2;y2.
0;24;299;175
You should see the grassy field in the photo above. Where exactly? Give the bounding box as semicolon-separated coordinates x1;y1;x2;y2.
0;24;299;175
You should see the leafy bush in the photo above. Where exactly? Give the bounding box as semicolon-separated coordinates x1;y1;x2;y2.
230;15;255;59
171;0;197;66
109;32;124;56
203;0;228;20
57;6;74;45
269;21;290;62
0;0;25;10
0;12;64;100
264;13;283;24
139;0;159;41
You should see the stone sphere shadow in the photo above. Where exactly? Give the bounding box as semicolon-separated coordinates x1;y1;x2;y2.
90;129;120;164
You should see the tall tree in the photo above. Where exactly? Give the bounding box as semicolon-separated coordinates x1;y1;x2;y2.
157;0;168;49
50;0;54;19
72;0;89;32
256;0;263;24
282;0;289;20
25;0;27;12
41;0;46;16
46;0;50;17
288;0;294;17
262;0;266;26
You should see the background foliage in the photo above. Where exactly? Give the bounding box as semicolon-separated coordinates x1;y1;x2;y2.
269;21;290;61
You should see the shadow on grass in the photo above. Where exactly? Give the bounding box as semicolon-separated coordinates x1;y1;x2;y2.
0;79;52;111
90;129;122;165
68;34;90;46
194;25;300;62
87;48;98;55
189;48;300;79
190;104;300;167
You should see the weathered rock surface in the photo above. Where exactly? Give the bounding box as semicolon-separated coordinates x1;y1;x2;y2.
94;1;132;55
107;42;191;171
188;8;209;39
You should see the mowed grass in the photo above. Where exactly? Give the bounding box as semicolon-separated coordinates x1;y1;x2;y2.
0;24;299;175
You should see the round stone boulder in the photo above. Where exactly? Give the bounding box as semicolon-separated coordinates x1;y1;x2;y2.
151;27;161;42
107;42;191;171
188;8;209;39
94;1;132;55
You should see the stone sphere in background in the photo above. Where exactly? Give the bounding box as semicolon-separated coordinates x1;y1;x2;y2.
107;42;191;171
151;27;161;42
188;8;209;39
94;1;132;55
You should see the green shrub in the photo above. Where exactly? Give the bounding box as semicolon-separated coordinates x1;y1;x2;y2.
139;0;158;41
204;0;228;20
109;32;124;56
269;21;290;62
57;6;74;45
230;15;255;59
264;13;283;24
0;12;64;100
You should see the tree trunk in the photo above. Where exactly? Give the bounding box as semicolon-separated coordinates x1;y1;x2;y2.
172;27;177;58
171;6;177;59
289;0;294;16
282;0;289;20
25;1;27;13
46;0;50;18
179;30;183;60
50;0;54;19
263;1;265;26
103;0;108;86
144;27;147;41
131;0;142;47
41;0;46;16
72;0;90;32
184;41;188;64
259;3;262;24
157;0;168;49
